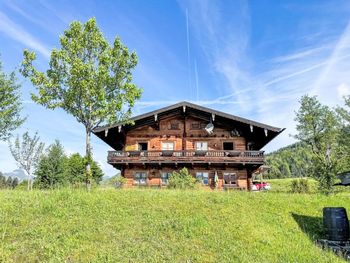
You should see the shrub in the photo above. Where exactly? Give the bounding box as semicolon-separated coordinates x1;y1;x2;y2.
291;178;310;193
168;168;197;189
110;175;128;188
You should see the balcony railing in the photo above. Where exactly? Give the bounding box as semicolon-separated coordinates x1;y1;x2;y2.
107;150;264;164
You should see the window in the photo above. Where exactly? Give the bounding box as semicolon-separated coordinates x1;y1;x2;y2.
169;122;179;130
247;142;255;150
191;122;206;130
134;172;147;185
191;122;200;129
162;142;174;151
196;172;209;185
138;142;148;151
195;142;208;151
161;172;172;185
223;173;237;185
223;142;234;150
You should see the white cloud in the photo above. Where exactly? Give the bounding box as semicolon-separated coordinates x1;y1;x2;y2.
337;83;350;99
0;11;50;58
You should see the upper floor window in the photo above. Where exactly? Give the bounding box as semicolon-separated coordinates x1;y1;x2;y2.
196;172;209;185
138;142;148;151
162;142;174;151
247;142;255;150
134;172;147;185
223;142;234;150
195;142;208;151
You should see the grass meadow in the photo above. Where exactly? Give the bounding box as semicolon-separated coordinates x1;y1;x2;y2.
0;180;350;262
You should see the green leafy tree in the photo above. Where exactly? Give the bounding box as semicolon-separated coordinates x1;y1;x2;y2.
8;132;44;190
266;142;314;179
294;95;340;194
35;140;67;188
0;58;25;141
64;153;85;184
90;158;104;184
0;172;6;189
6;177;13;188
336;95;350;171
64;153;103;185
20;18;141;189
168;168;197;189
11;177;19;189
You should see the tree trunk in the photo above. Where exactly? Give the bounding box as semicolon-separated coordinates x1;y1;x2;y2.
86;129;92;191
27;173;30;191
30;175;33;190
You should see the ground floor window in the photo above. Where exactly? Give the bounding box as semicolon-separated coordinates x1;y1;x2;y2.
223;173;237;185
134;172;147;185
161;172;172;185
196;172;209;185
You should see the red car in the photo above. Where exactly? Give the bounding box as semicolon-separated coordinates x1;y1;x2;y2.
252;182;271;191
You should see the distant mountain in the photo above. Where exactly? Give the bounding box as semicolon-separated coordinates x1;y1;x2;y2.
3;169;27;181
101;173;120;182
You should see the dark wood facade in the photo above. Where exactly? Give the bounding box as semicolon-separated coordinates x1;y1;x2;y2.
93;102;284;190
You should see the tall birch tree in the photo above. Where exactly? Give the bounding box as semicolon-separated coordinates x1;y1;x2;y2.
9;132;44;190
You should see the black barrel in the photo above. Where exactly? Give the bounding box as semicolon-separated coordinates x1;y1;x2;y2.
323;207;349;241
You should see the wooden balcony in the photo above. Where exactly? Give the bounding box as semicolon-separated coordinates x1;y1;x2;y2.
107;150;264;165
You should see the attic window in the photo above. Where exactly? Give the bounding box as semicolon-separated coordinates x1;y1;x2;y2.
192;122;206;130
169;122;179;130
191;122;200;129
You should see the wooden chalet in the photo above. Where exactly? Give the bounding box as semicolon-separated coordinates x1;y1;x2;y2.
93;101;284;190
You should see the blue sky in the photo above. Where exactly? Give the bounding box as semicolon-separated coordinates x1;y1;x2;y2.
1;0;350;177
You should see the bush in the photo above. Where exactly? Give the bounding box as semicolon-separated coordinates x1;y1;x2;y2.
110;175;127;188
291;178;310;193
15;180;29;190
168;168;197;189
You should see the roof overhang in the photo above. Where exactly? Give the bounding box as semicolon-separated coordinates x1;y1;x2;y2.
93;101;285;150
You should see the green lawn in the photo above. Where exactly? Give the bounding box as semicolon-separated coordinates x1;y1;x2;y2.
267;178;350;195
267;178;318;193
0;187;349;262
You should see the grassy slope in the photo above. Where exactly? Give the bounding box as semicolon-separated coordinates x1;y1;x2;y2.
267;178;350;195
0;188;349;263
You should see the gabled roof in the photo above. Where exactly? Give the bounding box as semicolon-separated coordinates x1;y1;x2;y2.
93;101;284;150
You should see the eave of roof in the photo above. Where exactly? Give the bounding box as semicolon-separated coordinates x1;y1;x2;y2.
93;101;284;133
